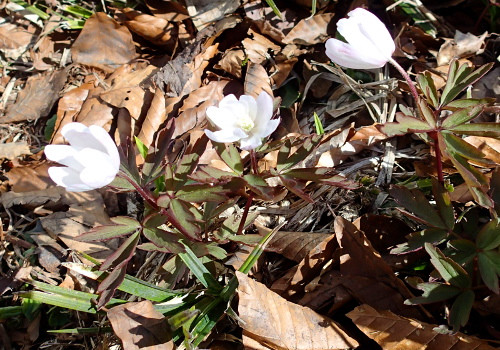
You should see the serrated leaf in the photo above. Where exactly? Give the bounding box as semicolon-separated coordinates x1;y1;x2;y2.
243;174;276;201
416;72;439;108
440;62;494;107
390;186;446;229
449;290;474;331
143;227;184;254
449;122;500;137
379;114;433;137
100;231;140;271
418;99;437;127
441;132;488;164
476;220;500;250
447;150;487;188
176;184;229;203
279;175;314;203
443;98;495;110
214;142;244;175
390;228;448;254
432;180;455;230
441;105;484;129
78;218;141;242
168;198;201;241
405;282;460;304
478;252;499;294
425;243;471;289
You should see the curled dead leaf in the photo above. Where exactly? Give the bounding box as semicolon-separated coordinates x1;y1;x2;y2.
283;13;334;46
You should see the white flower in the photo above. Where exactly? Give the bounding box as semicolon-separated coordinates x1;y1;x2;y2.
44;123;120;192
204;92;280;150
325;8;395;69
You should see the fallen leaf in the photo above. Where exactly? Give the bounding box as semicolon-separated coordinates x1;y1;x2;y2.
137;88;167;149
122;8;177;48
215;49;245;78
437;30;487;66
185;0;240;30
108;300;174;350
243;1;295;43
242;28;281;64
5;70;67;123
282;13;333;45
0;23;35;60
464;136;500;164
348;304;496;350
0;141;30;160
6;162;52;192
145;0;190;22
244;62;273;98
71;12;137;72
335;217;422;318
237;271;359;350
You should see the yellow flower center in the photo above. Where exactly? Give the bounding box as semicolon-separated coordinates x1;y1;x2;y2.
238;115;254;133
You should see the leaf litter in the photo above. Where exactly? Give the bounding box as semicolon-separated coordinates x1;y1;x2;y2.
0;0;499;349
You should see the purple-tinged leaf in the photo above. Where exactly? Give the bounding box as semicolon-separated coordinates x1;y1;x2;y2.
405;282;460;305
442;98;495;111
390;186;446;229
446;150;487;188
441;132;491;165
379;114;433;137
441;105;484;129
142;227;183;254
390;228;448;255
425;243;471;289
490;168;500;215
78;217;141;242
431;180;455;230
214;142;244;175
416;72;439;108
176;184;229;203
167;198;201;241
97;260;128;310
418;99;436;128
137;242;171;253
276;135;322;172
243;174;276;201
100;231;140;271
279;175;314;203
449;122;500;137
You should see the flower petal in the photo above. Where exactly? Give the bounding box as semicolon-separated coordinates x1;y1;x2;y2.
240;134;263;150
239;95;258;122
88;125;120;171
44;145;85;171
260;118;281;138
61;123;107;154
48;166;95;192
325;38;387;69
251;92;275;136
206;106;240;130
204;128;247;143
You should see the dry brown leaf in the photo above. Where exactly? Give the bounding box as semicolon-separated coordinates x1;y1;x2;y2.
335;217;422;318
108;300;174;350
237;271;359;350
180;43;219;96
270;46;299;88
242;28;281;64
464;136;500;164
51;82;94;144
1;187;66;209
122;8;177;47
0;142;30;160
185;0;240;30
6;162;52;192
348;304;496;350
145;0;190;22
5;70;67;123
71;12;137;72
282;13;333;45
437;31;487;66
244;62;273;98
271;234;338;299
243;1;295;43
137;88;167;149
0;23;35;60
215;49;245;78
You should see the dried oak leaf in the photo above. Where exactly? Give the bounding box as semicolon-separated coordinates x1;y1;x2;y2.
242;28;281;64
0;23;35;60
122;8;178;48
348;304;496;350
6;162;52;192
108;300;174;350
5;70;67;123
335;217;422;319
137;87;167;149
244;62;273;98
237;271;359;350
215;48;245;78
282;13;334;46
185;0;240;30
145;0;189;22
71;12;137;73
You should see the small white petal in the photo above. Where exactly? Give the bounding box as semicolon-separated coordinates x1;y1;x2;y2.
204;128;247;143
48;167;95;192
80;162;117;189
261;118;281;138
240;134;263;150
251;92;275;137
206;106;240;130
239;95;258;122
218;94;239;109
325;38;386;69
61;123;106;154
44;145;85;171
88;125;120;171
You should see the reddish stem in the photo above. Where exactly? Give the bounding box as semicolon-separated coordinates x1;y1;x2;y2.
117;172;158;209
236;194;254;236
429;132;444;184
388;58;420;105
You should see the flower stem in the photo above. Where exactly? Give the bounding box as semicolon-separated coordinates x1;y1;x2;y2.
388;58;420;105
250;150;259;174
429;132;444;184
236;150;259;235
117;172;158;209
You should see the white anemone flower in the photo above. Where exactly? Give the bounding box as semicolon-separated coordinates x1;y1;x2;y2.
204;92;280;150
45;123;120;192
325;8;395;69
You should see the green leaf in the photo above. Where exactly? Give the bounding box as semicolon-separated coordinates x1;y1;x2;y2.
168;136;209;190
432;180;455;230
447;239;477;265
447;150;487;188
441;105;484;129
243;174;276;201
134;136;148;159
391;228;448;254
416;72;439;108
449;290;474;331
449;122;500;137
47;327;113;335
142;227;184;254
418;99;437;128
441;132;488;164
490;168;500;216
442;98;495;110
214;142;244;175
178;242;223;294
405;283;460;304
168;198;201;241
215;212;260;243
0;306;23;320
176;184;229;203
390;186;446;229
425;243;471;289
313;112;324;135
100;231;140;271
379;114;433;137
263;0;282;18
476;220;500;250
440;61;494;108
78;218;141;242
478;252;499;293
